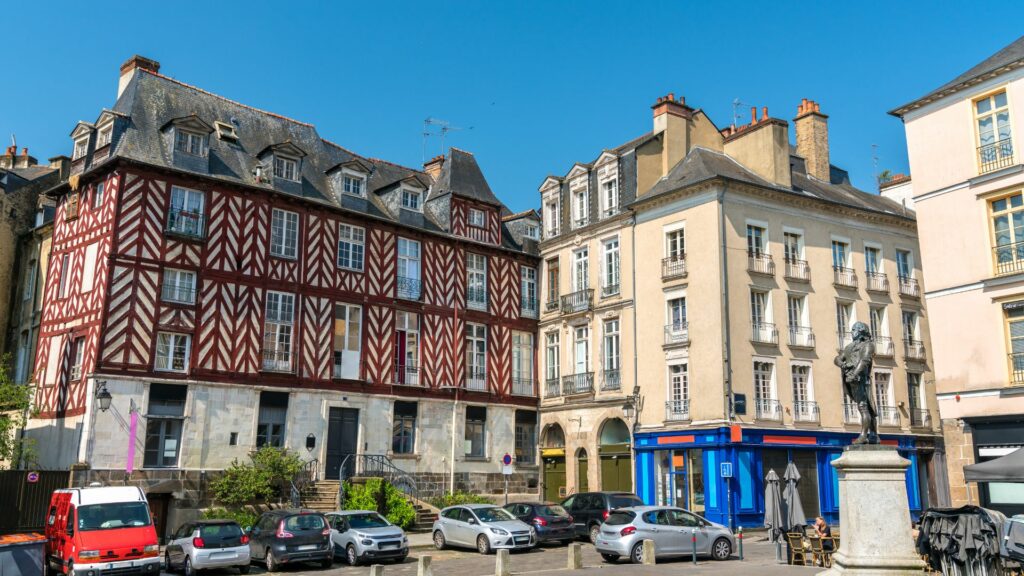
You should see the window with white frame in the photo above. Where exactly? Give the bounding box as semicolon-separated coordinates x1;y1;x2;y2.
58;254;70;298
668;363;689;416
162;269;197;304
467;253;488;310
831;239;851;269
896;249;913;279
73;137;89;160
155;332;190;372
573;326;590;375
69;337;85;381
753;360;777;418
545;200;559;237
975;91;1013;171
525;222;540;240
332;303;362;379
167;186;205;238
601;178;618;216
174;129;208;157
270;208;299;259
263;291;295;371
394;311;420;385
337;223;365;271
668;296;687;331
874;371;894;408
468;208;486;228
397;238;421;300
792;364;814;419
273;155;299;181
602;237;620;296
908;372;924;410
902;310;919;342
94;181;105;208
870;306;889;337
465;323;487;389
545;332;560;383
865;245;882;273
572;248;589;292
747;224;767;255
751;289;771;326
342;173;365;196
666;227;685;260
401;188;422;212
603;319;620;372
787;294;807;328
571;177;589;228
837;301;855;343
512;331;534;394
783;231;803;262
520;266;537;315
97;124;113;148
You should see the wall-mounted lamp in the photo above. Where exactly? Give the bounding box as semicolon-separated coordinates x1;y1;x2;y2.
95;381;112;412
306;433;316;453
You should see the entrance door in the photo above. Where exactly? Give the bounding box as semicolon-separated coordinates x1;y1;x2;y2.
544;457;566;501
325;407;359;481
577;450;589;493
147;493;171;543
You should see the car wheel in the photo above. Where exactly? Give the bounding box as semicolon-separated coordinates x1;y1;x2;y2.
589;524;601;544
433;530;446;550
65;561;73;576
320;557;333;569
477;534;492;555
238;565;251;575
265;549;279;573
165;552;174;573
346;544;360;566
601;553;620;563
630;542;645;564
712;537;732;561
183;556;194;576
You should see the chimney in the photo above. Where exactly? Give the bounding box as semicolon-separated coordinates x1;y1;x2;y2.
651;93;691;177
118;55;160;99
794;99;830;181
423;154;445;181
49;155;71;180
722;106;791;188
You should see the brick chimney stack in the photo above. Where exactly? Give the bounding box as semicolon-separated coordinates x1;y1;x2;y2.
423;154;445;181
118;55;160;99
794;98;830;182
651;93;692;178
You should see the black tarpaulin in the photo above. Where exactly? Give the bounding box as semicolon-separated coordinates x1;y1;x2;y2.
963;447;1024;482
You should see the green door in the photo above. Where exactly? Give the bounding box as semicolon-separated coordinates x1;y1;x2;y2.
599;443;632;492
544;457;566;501
577;452;589;493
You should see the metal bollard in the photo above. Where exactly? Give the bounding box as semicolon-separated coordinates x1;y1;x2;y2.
418;555;433;576
642;539;656;565
738;526;744;560
370;565;385;576
495;548;511;576
567;542;583;569
692;528;698;565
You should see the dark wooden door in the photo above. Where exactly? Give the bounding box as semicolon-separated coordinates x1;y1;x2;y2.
325;407;359;480
148;493;171;543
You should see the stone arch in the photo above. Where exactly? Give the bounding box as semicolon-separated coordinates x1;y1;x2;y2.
599;418;630;446
542;423;566;447
598;418;632;492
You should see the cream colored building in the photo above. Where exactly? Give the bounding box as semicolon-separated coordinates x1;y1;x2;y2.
891;35;1024;515
540;94;944;528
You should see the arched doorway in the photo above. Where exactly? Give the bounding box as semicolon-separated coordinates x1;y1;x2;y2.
576;448;589;493
599;419;632;492
541;424;566;501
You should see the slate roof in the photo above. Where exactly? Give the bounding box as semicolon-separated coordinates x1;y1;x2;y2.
891;35;1024;116
428;148;503;206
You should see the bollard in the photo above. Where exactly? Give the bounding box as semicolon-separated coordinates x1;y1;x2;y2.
418;555;433;576
642;539;656;565
738;526;744;561
692;528;698;565
567;542;583;570
370;565;385;576
495;548;511;576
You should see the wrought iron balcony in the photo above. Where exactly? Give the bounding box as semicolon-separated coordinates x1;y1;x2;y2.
665;399;690;421
545;227;559;240
751;322;779;345
910;408;932;429
662;256;687;280
898;276;920;298
978;138;1014;174
573;217;589;229
397;276;422;300
755;398;782;421
520;297;539;318
1011;353;1024;383
784;257;810;281
545;378;561;398
833;266;857;288
878;406;900;427
664;323;690;346
161;283;196;305
560;289;594;314
165;210;206;240
748;251;775;275
837;331;854;351
993;241;1024;276
904;339;926;361
601;284;620;298
561;372;594;395
793;401;820;423
873;336;894;357
466;287;488;310
393;363;420;386
843;402;861;424
464;366;487;391
545;297;560;312
262;349;295;373
512;376;535;397
788;326;815;348
866;271;889;293
601;369;621;391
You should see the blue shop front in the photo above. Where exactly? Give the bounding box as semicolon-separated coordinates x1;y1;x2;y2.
633;427;932;529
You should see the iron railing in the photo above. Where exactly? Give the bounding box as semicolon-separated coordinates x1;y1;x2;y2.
755;398;782;421
262;349;295;373
545;227;559;240
878;406;900;427
561;372;594;395
602;284;620;298
290;458;319;508
165;210;206;239
545;297;560;312
601;369;621;391
332;354;344;379
752;322;779;344
784;257;810;281
898;276;920;297
1011;352;1024;383
161;283;196;304
904;339;926;361
393;363;420;386
337;454;430;506
511;376;535;396
464;366;487;390
994;241;1024;276
573;217;589;229
843;402;861;424
866;271;889;292
874;336;895;357
664;323;690;346
788;326;815;348
833;266;857;288
748;251;775;275
793;401;820;423
910;408;932;428
466;287;488;310
662;256;687;280
397;276;422;300
665;399;690;421
837;331;854;351
978;138;1014;174
545;378;561;397
560;289;594;313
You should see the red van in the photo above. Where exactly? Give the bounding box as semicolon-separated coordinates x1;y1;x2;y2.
44;485;161;576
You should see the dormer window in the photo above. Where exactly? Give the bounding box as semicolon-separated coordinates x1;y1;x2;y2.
343;174;365;196
401;188;422;212
525;223;540;240
96;124;113;148
174;129;208;157
274;156;299;182
214;121;238;142
73;138;89;160
469;208;486;228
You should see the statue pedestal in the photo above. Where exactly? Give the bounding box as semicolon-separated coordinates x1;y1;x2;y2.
819;446;925;576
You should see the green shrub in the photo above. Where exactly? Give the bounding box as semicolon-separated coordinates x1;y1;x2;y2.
429;491;492;509
209;446;305;506
342;479;416;530
202;507;259;530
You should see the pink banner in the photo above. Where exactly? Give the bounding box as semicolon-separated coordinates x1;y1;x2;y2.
126;411;138;474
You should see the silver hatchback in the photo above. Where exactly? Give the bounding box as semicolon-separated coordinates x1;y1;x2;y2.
432;504;536;554
326;510;409;566
594;506;735;564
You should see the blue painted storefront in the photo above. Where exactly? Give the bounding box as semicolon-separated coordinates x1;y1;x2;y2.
633;427;924;529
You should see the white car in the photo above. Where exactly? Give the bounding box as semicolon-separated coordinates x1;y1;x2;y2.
165;520;251;575
432;504;536;554
325;510;409;566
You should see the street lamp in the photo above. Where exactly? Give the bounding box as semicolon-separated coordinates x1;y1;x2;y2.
95;382;112;412
621;398;635;422
621;385;642;432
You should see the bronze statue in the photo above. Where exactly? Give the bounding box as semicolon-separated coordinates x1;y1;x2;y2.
834;321;878;445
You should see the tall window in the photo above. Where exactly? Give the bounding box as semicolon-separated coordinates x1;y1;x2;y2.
167;186;205;238
975;91;1013;172
273;156;298;181
545;200;559;237
465;323;487;390
343;174;365;196
870;306;888;337
787;294;806;328
162;269;197;304
270;209;299;259
69;337;85;381
874;372;893;408
572;248;589;291
392;401;417;455
397;238;421;300
783;232;803;262
750;290;770;325
73;138;89;160
746;224;767;255
97;124;112;148
465;406;487;458
865;246;882;273
466;253;488;310
572;183;588;228
545;332;560;382
601;179;618;216
603;319;620;372
573;326;590;374
908;372;924;410
512;331;534;395
174;130;207;156
896;249;914;279
666;228;685;261
401;188;422;211
256;391;288;448
514;411;537;465
902;310;919;341
94;181;105;208
23;260;35;301
837;301;854;342
394;311;420;385
992;194;1024;272
263;291;295;372
602;237;620;296
155;333;190;372
753;361;776;418
669;363;688;403
144;384;187;468
792;365;812;406
58;254;70;298
521;267;538;316
525;223;540;240
832;240;850;269
337;224;365;271
332;303;361;379
668;297;687;330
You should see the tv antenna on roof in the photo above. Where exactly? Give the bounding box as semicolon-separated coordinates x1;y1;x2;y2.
422;117;473;163
731;99;751;128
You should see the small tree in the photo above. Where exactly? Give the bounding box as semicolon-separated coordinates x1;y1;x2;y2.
209;446;304;506
342;479;416;530
0;354;36;469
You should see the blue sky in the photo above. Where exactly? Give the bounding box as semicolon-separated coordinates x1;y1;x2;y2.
3;1;1023;212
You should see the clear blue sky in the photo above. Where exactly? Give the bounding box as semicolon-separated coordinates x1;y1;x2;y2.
3;1;1023;212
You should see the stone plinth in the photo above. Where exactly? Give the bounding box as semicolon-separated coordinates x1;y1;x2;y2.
820;446;924;576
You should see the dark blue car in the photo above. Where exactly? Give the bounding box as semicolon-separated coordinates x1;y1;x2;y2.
503;502;574;545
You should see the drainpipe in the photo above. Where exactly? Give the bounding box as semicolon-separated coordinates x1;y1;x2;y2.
629;208;640;490
718;188;735;530
450;388;458;495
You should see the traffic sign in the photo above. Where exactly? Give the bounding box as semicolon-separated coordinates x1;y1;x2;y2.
720;462;733;478
26;471;39;483
502;453;514;476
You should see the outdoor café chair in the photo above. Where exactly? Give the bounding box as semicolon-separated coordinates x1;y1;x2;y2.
787;532;810;566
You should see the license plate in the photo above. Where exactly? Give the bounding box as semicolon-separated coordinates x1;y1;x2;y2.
211;552;234;559
381;543;398;549
515;537;529;544
298;544;317;551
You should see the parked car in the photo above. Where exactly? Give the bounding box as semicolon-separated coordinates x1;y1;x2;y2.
594;506;735;564
247;510;332;572
325;510;408;566
44;485;160;576
432;504;536;554
561;491;644;543
165;519;251;575
503;502;574;545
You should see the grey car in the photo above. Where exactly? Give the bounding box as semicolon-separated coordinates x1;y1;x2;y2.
165;520;251;575
594;506;735;564
325;510;409;566
432;504;536;554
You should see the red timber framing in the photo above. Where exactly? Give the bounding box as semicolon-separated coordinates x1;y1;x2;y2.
33;159;539;418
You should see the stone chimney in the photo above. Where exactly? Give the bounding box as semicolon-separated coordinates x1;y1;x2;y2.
0;146;37;170
49;155;71;180
118;55;160;99
722;106;792;188
423;154;445;181
651;93;691;177
794;98;830;181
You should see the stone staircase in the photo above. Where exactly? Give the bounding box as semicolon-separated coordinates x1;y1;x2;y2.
298;477;438;532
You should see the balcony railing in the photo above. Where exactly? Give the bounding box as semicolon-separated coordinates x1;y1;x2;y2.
662;256;687;280
788;326;815;348
898;276;920;298
755;398;782;421
545;228;559;240
521;297;539;318
910;408;932;429
748;251;775;275
793;401;820;423
397;276;422;300
866;271;889;293
904;339;926;361
545;297;560;312
464;366;487;391
978;138;1014;174
873;336;895;357
878;406;900;427
332;354;344;379
161;283;196;304
573;217;589;229
262;349;295;373
545;378;561;398
994;241;1024;276
602;284;620;298
784;257;810;281
751;322;778;344
393;363;420;386
843;402;861;424
602;369;621;391
560;289;594;314
512;376;535;396
1011;353;1024;383
665;399;690;421
833;266;857;288
664;323;690;346
837;331;853;351
166;210;207;239
561;372;594;395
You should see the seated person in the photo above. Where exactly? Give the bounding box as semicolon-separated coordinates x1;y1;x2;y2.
814;517;834;551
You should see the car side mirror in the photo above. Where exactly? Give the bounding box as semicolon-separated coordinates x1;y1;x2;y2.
698;521;706;528
469;518;478;525
243;526;252;533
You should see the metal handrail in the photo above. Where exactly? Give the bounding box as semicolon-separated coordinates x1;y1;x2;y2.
784;257;810;281
978;138;1014;174
464;366;487;390
904;339;926;361
664;322;690;345
1011;352;1024;383
397;276;422;300
602;284;620;297
755;398;782;421
291;458;319;507
833;266;857;288
878;405;900;426
748;251;775;275
466;286;488;309
898;276;920;297
662;256;687;279
166;209;206;239
561;372;594;395
752;322;778;344
665;399;690;421
866;271;889;292
873;336;894;357
394;363;420;386
545;378;561;397
161;284;197;304
560;289;594;313
511;376;535;396
338;454;426;505
521;297;539;317
793;401;819;423
843;402;861;424
788;326;815;348
262;349;295;373
910;408;932;428
602;369;621;391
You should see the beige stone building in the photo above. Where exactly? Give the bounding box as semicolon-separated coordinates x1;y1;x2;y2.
891;35;1024;515
539;94;944;528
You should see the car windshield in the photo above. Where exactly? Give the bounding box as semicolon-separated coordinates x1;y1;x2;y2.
346;513;390;529
537;505;569;517
283;514;325;531
605;511;636;525
78;502;152;531
475;508;516;523
610;495;644;509
200;523;242;539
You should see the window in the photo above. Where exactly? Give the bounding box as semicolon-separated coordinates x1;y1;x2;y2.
545;201;560;237
667;296;687;340
23;261;35;301
908;372;924;409
467;253;488;310
602;237;620;296
746;224;767;255
394;311;420;385
336;224;365;271
521;267;538;316
465;323;487;390
902;310;919;341
787;294;806;328
783;232;803;261
256;391;288;448
572;248;589;291
332;303;362;379
397;238;421;300
69;337;85;381
874;371;893;408
792;363;812;403
465;406;487;458
754;360;777;418
94;181;105;208
392;401;417;454
512;331;534;395
546;258;559;306
469;208;486;228
601;179;618;216
524;223;540;240
750;290;770;325
669;364;689;414
666;228;685;260
270;209;299;259
865;246;882;273
603;320;620;387
65;192;79;220
73;137;89;160
573;326;590;374
572;185;588;228
155;333;190;372
896;249;914;279
144;384;186;468
401;188;422;211
174;129;208;157
831;240;850;269
166;186;205;238
837;301;855;342
273;156;298;181
870;306;888;337
214;121;238;142
343;174;365;196
514;410;537;465
58;254;70;298
162;269;196;304
263;291;295;372
97;125;113;148
545;332;560;382
975;91;1013;172
992;194;1024;273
